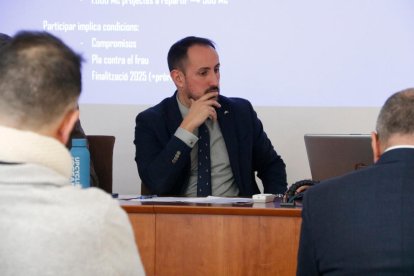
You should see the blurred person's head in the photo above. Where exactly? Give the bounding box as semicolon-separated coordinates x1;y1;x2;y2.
0;31;83;144
372;88;414;161
0;33;11;49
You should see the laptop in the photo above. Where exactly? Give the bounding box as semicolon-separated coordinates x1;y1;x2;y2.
304;134;374;181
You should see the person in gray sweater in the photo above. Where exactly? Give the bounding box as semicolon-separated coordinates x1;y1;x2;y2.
0;31;145;276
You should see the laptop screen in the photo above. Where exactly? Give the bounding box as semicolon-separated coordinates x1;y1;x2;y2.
304;134;374;181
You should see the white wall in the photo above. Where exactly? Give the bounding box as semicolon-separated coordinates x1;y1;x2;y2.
80;104;380;194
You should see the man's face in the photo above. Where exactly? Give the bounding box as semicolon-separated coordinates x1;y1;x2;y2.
179;44;220;101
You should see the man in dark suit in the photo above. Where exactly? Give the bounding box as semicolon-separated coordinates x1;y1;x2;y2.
134;36;287;196
297;88;414;275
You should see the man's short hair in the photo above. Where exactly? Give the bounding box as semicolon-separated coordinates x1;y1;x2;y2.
376;88;414;143
0;31;83;128
167;36;215;72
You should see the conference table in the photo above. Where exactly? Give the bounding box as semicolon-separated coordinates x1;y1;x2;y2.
121;197;302;276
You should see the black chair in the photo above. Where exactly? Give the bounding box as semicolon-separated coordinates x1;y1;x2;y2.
86;135;115;194
141;181;151;195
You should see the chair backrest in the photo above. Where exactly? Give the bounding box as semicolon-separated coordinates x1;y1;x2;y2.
86;135;115;194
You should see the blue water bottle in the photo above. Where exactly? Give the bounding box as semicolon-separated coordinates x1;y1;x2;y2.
70;138;90;188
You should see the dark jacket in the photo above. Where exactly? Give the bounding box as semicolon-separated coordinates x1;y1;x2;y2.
297;148;414;275
134;92;287;196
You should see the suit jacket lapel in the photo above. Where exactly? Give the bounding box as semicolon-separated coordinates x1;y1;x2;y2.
165;91;184;136
217;98;242;186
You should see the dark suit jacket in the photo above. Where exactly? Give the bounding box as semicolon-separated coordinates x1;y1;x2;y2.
297;148;414;275
134;92;287;196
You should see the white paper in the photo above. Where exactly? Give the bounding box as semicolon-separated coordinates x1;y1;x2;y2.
121;196;253;204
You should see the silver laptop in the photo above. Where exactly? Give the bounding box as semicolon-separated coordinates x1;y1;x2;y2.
304;134;374;181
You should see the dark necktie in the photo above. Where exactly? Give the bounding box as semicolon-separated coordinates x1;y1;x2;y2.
197;123;211;196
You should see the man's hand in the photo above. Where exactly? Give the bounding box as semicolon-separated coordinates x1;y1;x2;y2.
180;92;221;133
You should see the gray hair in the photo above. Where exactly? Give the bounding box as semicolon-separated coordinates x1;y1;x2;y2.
376;88;414;143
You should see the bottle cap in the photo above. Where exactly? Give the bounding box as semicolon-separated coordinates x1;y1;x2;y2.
72;138;87;147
